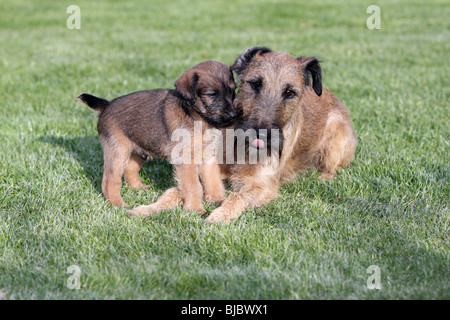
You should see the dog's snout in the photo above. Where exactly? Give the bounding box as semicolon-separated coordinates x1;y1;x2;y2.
227;110;238;119
254;128;272;141
256;129;267;141
227;108;242;120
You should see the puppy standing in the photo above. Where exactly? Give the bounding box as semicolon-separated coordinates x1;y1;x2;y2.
77;61;239;213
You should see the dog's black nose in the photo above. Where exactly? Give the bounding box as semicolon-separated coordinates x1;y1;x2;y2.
227;111;238;119
228;108;242;119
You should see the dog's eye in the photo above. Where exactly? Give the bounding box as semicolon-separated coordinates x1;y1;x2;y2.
247;79;262;92
283;89;296;100
200;92;217;98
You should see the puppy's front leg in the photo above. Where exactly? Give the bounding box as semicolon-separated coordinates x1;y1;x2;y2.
175;164;206;214
199;162;225;205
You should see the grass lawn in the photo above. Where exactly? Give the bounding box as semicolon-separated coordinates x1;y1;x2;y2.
0;0;448;299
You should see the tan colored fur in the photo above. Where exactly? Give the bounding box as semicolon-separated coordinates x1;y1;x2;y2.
206;50;357;223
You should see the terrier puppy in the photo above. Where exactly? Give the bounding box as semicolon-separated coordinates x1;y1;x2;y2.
77;60;239;214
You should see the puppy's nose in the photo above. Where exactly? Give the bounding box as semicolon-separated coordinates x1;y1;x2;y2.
227;109;241;119
227;111;237;118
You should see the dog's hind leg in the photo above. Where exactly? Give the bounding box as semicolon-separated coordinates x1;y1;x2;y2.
100;135;131;207
128;164;206;217
127;187;182;217
102;146;130;207
124;152;149;190
206;168;279;224
318;112;357;180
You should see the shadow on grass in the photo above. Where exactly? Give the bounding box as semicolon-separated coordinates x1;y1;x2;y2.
39;135;175;194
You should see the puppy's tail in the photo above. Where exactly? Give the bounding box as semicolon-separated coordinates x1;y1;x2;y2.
76;93;109;113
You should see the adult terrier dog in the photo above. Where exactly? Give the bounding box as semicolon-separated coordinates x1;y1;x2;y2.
205;47;357;223
77;60;239;213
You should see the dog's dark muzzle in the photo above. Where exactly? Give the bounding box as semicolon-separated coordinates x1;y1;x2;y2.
235;123;284;157
214;108;243;128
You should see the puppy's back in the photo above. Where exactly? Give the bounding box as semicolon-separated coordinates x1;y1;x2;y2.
98;89;174;158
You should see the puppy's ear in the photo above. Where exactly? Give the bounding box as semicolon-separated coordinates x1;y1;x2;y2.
231;47;272;78
297;56;322;96
229;66;236;84
174;69;199;102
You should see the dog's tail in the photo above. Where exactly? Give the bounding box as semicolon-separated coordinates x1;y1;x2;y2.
76;93;109;113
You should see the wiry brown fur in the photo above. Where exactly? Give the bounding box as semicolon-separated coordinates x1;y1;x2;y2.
77;61;239;214
205;48;357;223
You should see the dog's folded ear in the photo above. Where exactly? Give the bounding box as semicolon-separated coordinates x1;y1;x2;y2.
232;47;272;78
174;69;199;103
297;56;322;96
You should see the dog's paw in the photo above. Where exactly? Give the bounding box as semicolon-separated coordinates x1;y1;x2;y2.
319;172;337;180
107;198;126;207
129;183;151;190
183;202;207;215
204;192;224;205
205;207;232;224
127;204;157;217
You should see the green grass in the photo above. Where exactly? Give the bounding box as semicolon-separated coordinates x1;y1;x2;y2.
0;0;448;299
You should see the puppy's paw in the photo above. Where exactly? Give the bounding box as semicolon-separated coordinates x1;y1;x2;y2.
108;198;126;207
127;204;157;217
319;172;337;180
205;207;232;224
204;192;224;205
183;202;207;215
129;182;151;190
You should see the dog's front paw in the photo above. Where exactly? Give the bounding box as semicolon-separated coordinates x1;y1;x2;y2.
204;192;224;205
128;182;151;190
318;171;337;180
205;207;232;224
107;198;126;207
127;204;157;217
183;202;207;215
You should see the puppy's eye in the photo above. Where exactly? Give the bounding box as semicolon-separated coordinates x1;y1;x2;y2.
247;79;262;92
200;92;217;98
283;89;296;100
